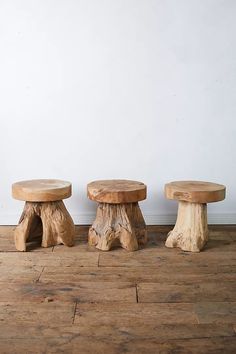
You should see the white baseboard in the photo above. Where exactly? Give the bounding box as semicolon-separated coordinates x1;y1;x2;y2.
0;213;235;225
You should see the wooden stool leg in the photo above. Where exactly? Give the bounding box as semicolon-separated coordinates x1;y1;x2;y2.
165;201;209;252
40;201;75;247
88;202;147;251
14;201;75;251
14;203;38;251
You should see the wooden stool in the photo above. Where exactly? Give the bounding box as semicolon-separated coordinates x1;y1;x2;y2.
12;179;75;251
165;181;226;252
87;180;147;251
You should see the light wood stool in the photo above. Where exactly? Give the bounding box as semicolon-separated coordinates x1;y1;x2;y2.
165;181;226;252
12;179;75;251
87;180;147;251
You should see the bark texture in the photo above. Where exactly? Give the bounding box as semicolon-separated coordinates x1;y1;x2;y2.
14;201;75;251
165;201;209;252
88;202;147;251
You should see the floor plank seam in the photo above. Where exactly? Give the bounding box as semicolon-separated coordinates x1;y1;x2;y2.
135;284;139;303
97;253;100;267
36;267;45;282
72;301;77;324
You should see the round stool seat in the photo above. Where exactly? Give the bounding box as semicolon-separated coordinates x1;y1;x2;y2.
12;179;71;202
87;179;147;204
165;181;226;204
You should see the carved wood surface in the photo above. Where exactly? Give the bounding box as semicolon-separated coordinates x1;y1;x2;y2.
88;202;147;251
87;180;147;204
165;181;226;203
165;201;209;252
14;201;75;251
12;179;71;202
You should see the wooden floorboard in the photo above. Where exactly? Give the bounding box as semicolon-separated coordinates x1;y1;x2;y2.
0;323;234;340
0;281;136;303
0;301;75;325
0;225;236;353
40;265;236;283
1;336;236;354
137;281;236;303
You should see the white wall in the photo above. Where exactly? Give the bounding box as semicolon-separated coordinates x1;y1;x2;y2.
0;0;235;225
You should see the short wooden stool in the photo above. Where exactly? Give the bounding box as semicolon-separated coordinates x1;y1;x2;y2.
12;179;75;251
165;181;226;252
87;180;147;251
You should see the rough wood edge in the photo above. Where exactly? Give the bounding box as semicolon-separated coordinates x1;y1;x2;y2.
14;201;75;251
165;201;209;252
88;202;147;251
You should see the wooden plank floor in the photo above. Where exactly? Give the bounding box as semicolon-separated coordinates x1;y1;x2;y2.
0;225;236;353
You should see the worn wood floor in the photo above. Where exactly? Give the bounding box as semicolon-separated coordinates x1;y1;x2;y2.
0;225;236;354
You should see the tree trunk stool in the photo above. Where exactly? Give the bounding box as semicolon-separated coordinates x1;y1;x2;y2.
87;180;147;251
12;179;75;251
165;181;226;252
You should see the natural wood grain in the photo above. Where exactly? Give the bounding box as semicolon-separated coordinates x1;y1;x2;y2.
99;250;236;267
0;301;75;325
0;336;236;354
0;323;234;341
75;303;236;351
74;302;197;325
0;225;54;252
165;180;226;203
3;225;235;253
12;179;75;251
165;181;226;252
165;201;209;252
14;201;75;251
12;179;71;202
0;252;99;267
87;180;147;251
87;179;146;203
137;282;236;303
88;202;147;251
75;323;235;342
0;324;81;339
0;281;136;303
0;225;236;353
40;266;236;284
0;266;43;282
194;302;236;324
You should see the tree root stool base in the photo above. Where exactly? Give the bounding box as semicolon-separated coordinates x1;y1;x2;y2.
88;202;147;251
14;201;75;251
165;201;209;252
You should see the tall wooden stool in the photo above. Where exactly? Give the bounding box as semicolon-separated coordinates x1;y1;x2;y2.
165;181;226;252
87;180;147;251
12;179;75;251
